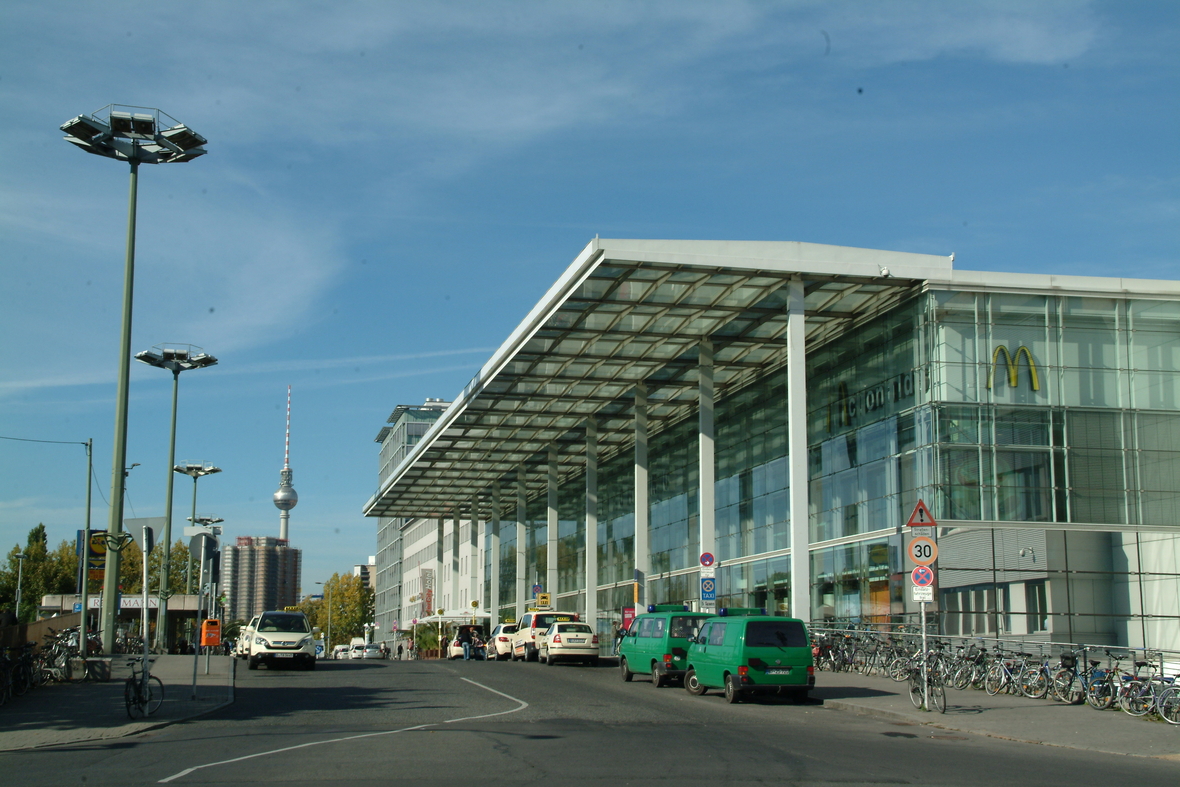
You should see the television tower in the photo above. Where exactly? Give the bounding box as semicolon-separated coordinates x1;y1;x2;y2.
273;385;298;540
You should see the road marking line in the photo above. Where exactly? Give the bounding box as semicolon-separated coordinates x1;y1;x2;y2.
158;678;528;783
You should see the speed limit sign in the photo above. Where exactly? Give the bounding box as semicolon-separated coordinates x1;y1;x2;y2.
907;536;938;566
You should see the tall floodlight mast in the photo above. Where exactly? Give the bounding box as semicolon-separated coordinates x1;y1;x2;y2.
273;385;298;540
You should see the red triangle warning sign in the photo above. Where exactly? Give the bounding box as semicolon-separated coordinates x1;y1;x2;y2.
906;499;938;527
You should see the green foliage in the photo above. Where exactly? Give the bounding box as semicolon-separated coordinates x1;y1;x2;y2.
1;524;82;622
0;525;198;624
298;572;374;649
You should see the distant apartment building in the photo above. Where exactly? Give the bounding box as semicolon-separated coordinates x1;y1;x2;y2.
354;556;376;590
373;399;449;635
223;536;302;622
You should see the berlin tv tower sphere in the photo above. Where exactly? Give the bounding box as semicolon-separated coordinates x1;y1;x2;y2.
274;468;298;511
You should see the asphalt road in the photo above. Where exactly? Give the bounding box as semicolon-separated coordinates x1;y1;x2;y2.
3;658;1177;786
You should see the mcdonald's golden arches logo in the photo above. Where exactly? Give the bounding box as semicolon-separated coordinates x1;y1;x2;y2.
987;345;1040;392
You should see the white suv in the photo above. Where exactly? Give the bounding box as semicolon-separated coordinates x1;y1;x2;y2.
247;611;318;671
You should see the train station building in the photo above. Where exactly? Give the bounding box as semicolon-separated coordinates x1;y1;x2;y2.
365;239;1180;652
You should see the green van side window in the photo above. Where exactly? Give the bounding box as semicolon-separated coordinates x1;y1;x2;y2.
638;618;656;638
652;618;666;638
708;622;727;646
745;620;807;648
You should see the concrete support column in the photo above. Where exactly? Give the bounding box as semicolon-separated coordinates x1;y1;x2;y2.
634;384;650;610
435;516;444;614
786;277;811;622
585;420;599;635
516;465;527;620
699;340;716;612
452;508;461;611
547;446;559;602
490;483;501;622
471;493;481;615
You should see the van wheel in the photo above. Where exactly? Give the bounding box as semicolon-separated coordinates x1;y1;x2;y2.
724;675;743;704
651;664;666;688
685;669;707;696
620;657;634;682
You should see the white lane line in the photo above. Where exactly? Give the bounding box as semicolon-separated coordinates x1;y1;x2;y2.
158;678;528;783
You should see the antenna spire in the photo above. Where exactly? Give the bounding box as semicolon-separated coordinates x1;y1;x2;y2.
284;384;291;469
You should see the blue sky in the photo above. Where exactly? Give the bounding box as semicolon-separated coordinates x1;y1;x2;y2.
2;1;1178;592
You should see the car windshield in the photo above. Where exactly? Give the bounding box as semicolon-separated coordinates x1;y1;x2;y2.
745;621;807;648
257;614;310;633
669;615;709;639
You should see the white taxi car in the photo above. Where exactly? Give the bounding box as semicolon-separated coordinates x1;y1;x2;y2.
235;615;260;659
247;610;318;671
538;622;599;666
487;623;517;660
511;611;579;662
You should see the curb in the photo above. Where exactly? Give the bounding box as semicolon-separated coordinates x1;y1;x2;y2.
820;698;1180;761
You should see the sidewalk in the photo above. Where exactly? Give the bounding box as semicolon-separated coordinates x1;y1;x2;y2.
0;654;234;752
812;669;1180;760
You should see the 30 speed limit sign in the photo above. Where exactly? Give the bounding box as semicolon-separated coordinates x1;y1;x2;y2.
907;536;938;566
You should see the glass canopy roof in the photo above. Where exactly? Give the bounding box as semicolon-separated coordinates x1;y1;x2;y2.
364;239;952;520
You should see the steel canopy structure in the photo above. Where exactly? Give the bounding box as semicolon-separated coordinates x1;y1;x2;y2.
363;239;952;521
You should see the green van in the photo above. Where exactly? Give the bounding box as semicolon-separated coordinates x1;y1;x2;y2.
618;605;713;687
683;610;814;703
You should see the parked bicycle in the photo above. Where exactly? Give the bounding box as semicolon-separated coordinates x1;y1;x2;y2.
124;656;163;719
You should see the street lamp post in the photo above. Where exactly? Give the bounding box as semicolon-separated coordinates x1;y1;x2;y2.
174;464;221;594
14;554;27;621
136;345;218;651
61;105;207;655
315;581;332;657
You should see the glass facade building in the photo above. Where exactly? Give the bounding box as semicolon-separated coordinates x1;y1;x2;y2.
367;240;1180;653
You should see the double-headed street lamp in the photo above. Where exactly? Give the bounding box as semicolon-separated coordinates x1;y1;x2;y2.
61;105;208;655
136;344;218;650
174;463;221;594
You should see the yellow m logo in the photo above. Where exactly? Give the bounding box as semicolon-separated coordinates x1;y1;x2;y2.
987;345;1040;392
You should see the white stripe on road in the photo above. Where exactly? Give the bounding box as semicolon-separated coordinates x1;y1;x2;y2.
158;677;528;783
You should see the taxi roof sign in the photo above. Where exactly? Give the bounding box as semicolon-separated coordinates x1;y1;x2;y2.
906;499;937;528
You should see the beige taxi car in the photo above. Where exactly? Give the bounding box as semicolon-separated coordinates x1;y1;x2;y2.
538;621;599;666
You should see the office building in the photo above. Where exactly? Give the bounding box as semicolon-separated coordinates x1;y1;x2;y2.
223;536;302;622
365;239;1180;651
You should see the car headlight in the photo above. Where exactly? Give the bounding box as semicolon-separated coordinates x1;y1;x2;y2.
255;636;268;647
298;636;312;647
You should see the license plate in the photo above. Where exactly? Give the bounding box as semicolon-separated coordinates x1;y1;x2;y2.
569;638;585;643
765;667;791;675
274;653;294;658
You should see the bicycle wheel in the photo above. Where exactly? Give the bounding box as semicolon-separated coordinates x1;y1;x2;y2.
1051;669;1083;704
909;674;924;709
951;663;973;691
125;678;144;719
1120;680;1154;717
887;656;910;682
984;664;1005;696
1020;667;1048;699
1157;685;1180;725
1086;677;1115;710
146;676;164;715
930;681;946;714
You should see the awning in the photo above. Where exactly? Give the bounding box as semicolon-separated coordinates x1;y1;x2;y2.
364;239;951;520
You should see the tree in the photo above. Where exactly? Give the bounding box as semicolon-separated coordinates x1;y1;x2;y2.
0;524;82;622
298;572;373;649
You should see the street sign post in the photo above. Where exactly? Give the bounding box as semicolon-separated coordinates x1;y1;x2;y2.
911;565;935;586
907;537;938;566
906;499;937;538
701;577;716;605
911;586;934;602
